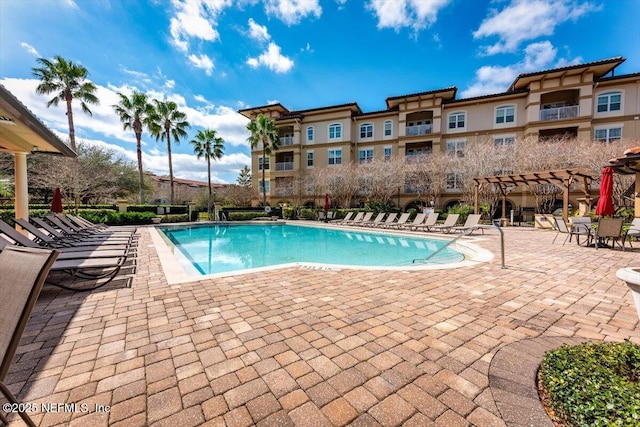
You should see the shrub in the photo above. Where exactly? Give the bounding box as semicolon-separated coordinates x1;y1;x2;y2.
160;214;189;223
127;204;188;214
78;210;155;225
539;340;640;427
282;207;296;219
228;211;269;221
299;208;316;220
447;204;473;223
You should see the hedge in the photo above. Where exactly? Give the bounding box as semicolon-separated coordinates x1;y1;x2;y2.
228;211;271;221
0;204;116;211
127;205;188;214
160;214;189;223
77;210;156;225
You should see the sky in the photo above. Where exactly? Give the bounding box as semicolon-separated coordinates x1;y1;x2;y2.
1;0;638;185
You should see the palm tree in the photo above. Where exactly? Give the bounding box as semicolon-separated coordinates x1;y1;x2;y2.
190;129;225;219
32;55;99;210
149;100;190;204
112;91;154;203
246;114;280;207
32;55;99;152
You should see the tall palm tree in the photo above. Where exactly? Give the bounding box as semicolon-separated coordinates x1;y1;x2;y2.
149;100;190;205
112;92;154;203
32;55;99;152
190;129;225;219
246;114;280;207
32;55;99;210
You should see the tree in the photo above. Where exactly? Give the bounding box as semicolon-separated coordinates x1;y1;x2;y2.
113;91;154;203
32;55;99;209
236;165;252;187
246;114;280;207
149;100;191;204
190;129;225;219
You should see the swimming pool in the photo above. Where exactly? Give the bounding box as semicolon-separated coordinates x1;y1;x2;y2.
158;223;466;275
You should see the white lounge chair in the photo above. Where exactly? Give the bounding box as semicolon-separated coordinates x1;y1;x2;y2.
449;214;484;235
386;213;410;229
399;213;426;230
430;214;460;233
411;213;439;231
375;213;397;228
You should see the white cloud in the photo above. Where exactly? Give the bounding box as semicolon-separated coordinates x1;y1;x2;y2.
66;0;79;9
194;94;208;103
20;42;40;56
473;0;600;55
301;42;313;53
461;41;583;98
366;0;451;33
247;42;294;73
267;99;279;105
188;54;215;75
168;0;231;52
164;79;176;89
264;0;322;25
247;18;271;42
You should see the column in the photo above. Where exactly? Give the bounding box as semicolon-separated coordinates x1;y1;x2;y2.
14;152;29;234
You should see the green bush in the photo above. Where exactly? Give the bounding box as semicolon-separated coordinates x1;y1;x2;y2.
282;207;296;219
127;204;188;214
447;204;473;223
228;211;269;221
299;208;316;220
539;340;640;427
78;210;155;225
160;214;189;223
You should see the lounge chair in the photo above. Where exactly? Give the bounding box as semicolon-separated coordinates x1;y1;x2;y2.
0;245;59;427
411;213;439;231
342;212;364;225
429;214;460;233
375;212;397;228
399;213;426;230
362;212;386;227
623;218;640;248
46;215;134;239
31;218;133;246
349;212;373;226
317;211;326;221
449;214;485;235
51;214;135;237
552;216;591;245
386;213;410;229
333;212;354;224
588;217;624;250
0;234;131;261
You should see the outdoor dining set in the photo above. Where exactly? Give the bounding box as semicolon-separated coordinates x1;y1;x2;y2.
552;216;640;250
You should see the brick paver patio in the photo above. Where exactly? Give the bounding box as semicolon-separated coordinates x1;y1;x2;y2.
3;225;639;426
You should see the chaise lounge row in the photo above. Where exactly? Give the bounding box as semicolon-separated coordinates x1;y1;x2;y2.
331;211;485;234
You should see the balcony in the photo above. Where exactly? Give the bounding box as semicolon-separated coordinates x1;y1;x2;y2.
406;124;432;136
280;136;294;146
539;105;579;121
275;161;294;171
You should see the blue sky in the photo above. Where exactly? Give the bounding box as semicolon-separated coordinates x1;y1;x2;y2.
1;0;638;184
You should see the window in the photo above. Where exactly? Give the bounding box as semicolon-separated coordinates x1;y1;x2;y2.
328;149;342;165
597;92;621;112
307;151;314;167
384;146;392;161
358;148;373;164
448;112;465;129
494;136;515;147
446;140;465;157
384;121;392;137
495;106;515;124
258;157;270;170
307;127;314;143
329;123;342;140
446;173;462;190
259;179;270;194
359;123;373;139
595;127;622;143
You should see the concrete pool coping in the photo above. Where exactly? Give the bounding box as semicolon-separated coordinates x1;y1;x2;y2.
149;220;495;285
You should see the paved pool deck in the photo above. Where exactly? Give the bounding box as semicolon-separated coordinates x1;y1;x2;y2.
4;224;639;426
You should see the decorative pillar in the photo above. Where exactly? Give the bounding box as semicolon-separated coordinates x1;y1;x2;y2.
636;174;640;218
14;152;29;234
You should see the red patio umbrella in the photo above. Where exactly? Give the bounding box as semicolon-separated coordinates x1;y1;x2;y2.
324;194;330;212
595;167;615;217
50;187;63;213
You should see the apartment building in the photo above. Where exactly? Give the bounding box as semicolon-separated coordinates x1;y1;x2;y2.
238;56;640;211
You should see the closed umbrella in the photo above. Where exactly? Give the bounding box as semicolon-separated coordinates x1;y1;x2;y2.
324;194;330;212
50;187;63;213
595;167;615;217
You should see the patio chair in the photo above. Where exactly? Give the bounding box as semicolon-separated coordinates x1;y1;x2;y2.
0;245;59;427
342;212;364;225
46;215;134;240
399;213;426;230
51;214;135;237
362;212;386;227
411;213;439;231
430;214;460;233
333;212;354;224
317;211;326;221
449;214;485;235
588;217;625;250
375;212;397;228
0;233;131;261
623;218;640;248
32;218;133;246
385;213;410;229
349;212;373;226
552;216;591;245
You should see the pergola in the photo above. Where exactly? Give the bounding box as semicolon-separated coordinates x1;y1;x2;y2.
0;85;76;224
473;169;596;223
608;146;640;218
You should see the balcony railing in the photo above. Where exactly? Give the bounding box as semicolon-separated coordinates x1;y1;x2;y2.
406;124;432;136
539;105;579;121
280;136;294;146
275;161;294;171
275;187;294;196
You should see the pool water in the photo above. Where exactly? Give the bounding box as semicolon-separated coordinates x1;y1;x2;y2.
159;223;465;275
